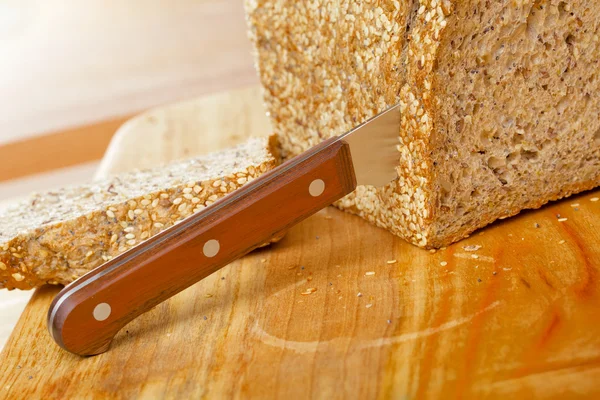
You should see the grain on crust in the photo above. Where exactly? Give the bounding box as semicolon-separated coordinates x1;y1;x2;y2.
246;0;600;248
0;136;279;290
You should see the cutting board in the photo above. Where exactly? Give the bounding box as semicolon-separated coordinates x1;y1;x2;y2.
1;86;599;399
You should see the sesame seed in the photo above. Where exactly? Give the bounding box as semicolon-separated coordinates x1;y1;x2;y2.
558;240;566;244
571;203;580;207
125;233;135;240
183;193;194;200
160;193;169;199
134;209;143;215
127;239;136;246
154;222;164;228
191;197;200;204
387;259;397;264
140;199;151;206
106;210;116;219
124;227;134;233
193;185;203;194
141;231;149;239
173;198;183;205
183;187;193;194
440;261;448;266
366;304;373;308
12;273;24;282
152;199;159;208
212;180;222;188
110;234;118;243
128;210;135;220
591;197;599;202
365;271;375;276
0;262;6;270
557;218;568;222
463;245;481;252
85;251;93;258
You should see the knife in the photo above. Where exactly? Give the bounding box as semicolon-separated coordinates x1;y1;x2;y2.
47;104;400;356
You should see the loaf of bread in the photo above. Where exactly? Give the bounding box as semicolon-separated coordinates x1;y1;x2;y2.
246;1;600;247
0;136;279;290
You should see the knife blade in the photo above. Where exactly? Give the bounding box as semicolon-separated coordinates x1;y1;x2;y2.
47;104;400;356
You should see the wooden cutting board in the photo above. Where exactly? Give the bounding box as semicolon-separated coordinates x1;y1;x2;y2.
1;86;599;399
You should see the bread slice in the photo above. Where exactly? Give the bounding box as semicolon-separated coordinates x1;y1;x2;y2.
0;136;280;290
246;1;600;248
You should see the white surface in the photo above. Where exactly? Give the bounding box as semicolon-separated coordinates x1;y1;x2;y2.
0;0;256;145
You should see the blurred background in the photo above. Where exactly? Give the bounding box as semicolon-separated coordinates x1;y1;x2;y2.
0;0;258;347
0;0;257;204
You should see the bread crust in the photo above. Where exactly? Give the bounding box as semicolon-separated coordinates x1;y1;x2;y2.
0;137;279;290
246;0;600;248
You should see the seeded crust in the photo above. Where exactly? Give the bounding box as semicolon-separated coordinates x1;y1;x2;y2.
246;0;600;248
0;136;280;290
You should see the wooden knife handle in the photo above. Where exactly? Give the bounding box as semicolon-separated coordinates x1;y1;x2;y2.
48;138;357;356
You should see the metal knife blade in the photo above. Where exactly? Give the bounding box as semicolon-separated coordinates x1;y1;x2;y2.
340;104;400;187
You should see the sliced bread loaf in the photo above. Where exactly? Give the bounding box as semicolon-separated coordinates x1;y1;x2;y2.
0;136;279;290
246;0;600;248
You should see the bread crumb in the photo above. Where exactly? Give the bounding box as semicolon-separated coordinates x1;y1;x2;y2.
570;203;580;207
366;304;373;308
440;261;448;266
463;245;482;252
471;254;479;259
357;292;362;297
386;259;397;264
591;197;599;202
301;288;317;295
558;240;566;244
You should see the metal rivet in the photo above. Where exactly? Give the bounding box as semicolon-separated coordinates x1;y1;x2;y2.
203;239;220;258
93;303;111;321
309;179;325;197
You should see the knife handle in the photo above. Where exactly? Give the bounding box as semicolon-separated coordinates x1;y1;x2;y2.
48;137;356;356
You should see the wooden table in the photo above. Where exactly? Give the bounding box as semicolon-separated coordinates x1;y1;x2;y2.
0;86;599;399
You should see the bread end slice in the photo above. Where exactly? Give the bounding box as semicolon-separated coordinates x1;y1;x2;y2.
0;136;280;290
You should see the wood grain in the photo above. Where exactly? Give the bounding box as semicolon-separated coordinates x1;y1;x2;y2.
1;87;599;399
0;117;128;183
51;138;356;356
